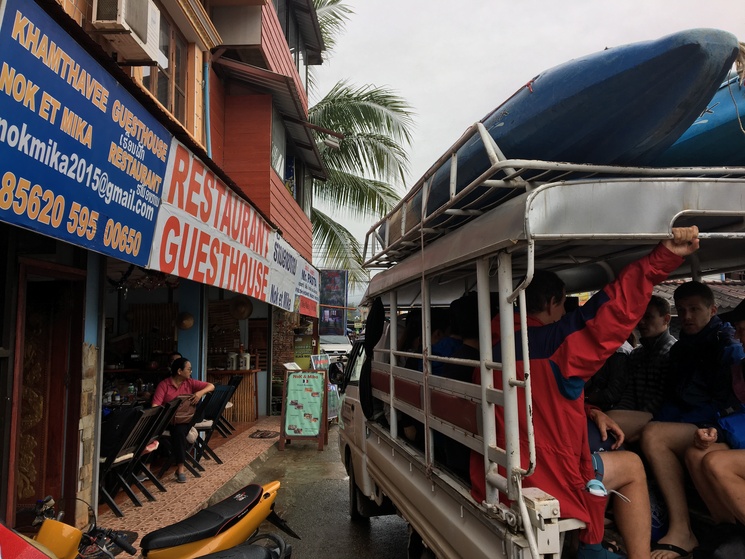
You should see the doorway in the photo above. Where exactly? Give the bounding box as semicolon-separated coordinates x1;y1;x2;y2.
9;261;85;529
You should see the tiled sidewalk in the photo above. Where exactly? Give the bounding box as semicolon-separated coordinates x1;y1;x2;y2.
97;415;281;548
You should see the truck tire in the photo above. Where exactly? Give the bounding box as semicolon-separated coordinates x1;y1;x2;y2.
408;527;436;559
348;462;369;523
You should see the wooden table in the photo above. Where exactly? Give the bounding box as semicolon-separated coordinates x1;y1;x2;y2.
206;369;259;423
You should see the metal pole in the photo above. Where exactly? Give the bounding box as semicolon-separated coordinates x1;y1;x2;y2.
477;257;498;504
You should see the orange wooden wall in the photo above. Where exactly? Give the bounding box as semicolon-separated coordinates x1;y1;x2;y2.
220;92;312;260
269;172;312;260
262;2;308;114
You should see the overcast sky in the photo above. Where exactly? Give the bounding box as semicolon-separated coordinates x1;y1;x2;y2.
311;0;744;247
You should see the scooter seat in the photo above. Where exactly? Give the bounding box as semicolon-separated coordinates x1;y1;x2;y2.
140;484;264;551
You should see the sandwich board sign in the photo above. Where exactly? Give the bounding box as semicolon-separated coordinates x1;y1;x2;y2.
279;369;328;450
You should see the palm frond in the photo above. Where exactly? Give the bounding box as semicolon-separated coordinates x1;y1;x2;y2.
307;6;414;288
311;81;415;145
312;207;369;287
320;132;410;185
308;0;353;96
313;170;400;220
313;0;353;54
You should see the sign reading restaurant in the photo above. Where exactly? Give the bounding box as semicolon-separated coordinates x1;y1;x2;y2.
0;0;319;315
150;141;320;316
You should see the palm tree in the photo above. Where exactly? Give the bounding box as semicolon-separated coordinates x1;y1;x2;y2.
310;0;414;287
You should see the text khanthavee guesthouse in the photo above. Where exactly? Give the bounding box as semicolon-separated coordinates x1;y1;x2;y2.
0;0;324;529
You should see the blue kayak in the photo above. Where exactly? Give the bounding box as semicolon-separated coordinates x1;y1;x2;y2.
383;29;740;247
653;72;745;167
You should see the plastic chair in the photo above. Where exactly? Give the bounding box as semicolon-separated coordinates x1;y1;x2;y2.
128;398;182;493
99;405;163;517
216;375;244;436
193;384;236;464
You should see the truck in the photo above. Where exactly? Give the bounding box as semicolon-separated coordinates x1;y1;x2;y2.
336;123;745;559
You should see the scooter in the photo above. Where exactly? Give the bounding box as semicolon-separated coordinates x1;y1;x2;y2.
6;481;297;559
5;495;138;559
139;480;299;559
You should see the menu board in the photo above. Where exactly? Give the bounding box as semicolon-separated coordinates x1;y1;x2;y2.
279;370;327;451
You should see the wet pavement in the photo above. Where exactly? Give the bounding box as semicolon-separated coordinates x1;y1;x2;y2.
99;417;409;557
238;424;410;559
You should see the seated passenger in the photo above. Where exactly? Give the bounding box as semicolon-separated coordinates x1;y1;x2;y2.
400;308;451;446
471;226;701;559
681;299;745;556
585;336;634;411
607;296;676;443
640;283;745;559
438;292;497;481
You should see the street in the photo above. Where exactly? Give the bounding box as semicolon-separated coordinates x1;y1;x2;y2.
247;424;409;558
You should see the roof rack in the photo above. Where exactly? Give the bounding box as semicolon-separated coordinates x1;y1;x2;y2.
362;121;745;269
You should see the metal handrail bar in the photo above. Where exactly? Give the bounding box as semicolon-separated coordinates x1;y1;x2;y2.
362;132;745;267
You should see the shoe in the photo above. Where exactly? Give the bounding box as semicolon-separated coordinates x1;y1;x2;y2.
651;543;692;558
577;542;626;559
175;472;187;483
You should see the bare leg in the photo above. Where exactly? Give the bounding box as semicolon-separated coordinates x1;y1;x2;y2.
602;450;651;559
607;410;653;443
701;448;745;524
640;421;699;559
684;444;733;524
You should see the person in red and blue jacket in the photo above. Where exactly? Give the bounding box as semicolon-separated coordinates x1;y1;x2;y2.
470;226;701;559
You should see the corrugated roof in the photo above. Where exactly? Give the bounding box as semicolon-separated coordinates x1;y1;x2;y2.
293;0;325;65
653;280;745;314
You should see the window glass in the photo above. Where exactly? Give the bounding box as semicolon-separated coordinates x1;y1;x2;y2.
156;68;170;108
137;4;187;127
347;343;366;383
174;34;187;123
159;17;171;69
271;109;286;178
297;39;307;91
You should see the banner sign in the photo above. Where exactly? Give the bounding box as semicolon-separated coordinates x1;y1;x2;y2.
0;0;170;265
319;270;348;335
269;233;319;317
151;140;319;314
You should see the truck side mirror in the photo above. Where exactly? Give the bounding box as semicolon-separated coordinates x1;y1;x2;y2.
329;361;345;386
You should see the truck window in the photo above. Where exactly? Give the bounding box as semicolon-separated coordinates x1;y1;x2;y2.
346;342;365;383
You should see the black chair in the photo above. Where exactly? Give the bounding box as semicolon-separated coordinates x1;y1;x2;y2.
157;393;212;479
193;384;236;464
216;375;244;437
127;397;182;494
99;405;163;517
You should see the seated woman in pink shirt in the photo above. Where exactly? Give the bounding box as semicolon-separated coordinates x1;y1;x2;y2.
152;357;214;483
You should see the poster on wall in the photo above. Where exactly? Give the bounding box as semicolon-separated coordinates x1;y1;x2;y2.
293;334;313;370
319;270;348;336
0;0;170;265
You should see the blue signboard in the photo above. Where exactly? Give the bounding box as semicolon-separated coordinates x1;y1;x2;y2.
0;0;172;265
